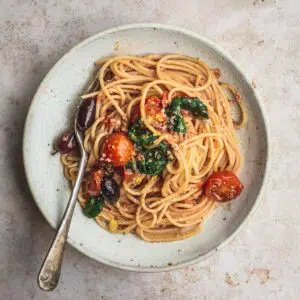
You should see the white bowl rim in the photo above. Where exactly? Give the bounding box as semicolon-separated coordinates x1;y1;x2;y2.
23;23;271;272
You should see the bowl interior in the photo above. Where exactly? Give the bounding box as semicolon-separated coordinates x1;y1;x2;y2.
23;24;268;271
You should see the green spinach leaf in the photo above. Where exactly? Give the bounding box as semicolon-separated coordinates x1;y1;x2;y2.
83;196;105;218
128;119;171;176
166;97;209;133
125;161;134;170
136;142;170;175
128;118;157;146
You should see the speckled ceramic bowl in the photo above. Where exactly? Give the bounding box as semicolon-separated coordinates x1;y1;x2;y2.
23;23;270;272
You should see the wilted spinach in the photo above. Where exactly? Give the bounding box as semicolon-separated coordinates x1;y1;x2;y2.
83;196;105;218
128;119;171;175
136;142;171;175
128;118;157;146
166;97;209;133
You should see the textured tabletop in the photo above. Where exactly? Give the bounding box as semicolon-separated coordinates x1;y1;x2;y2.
1;1;299;299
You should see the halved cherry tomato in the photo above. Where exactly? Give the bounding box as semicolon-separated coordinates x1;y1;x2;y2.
102;132;134;167
145;96;162;117
204;171;244;202
130;93;168;124
87;169;104;196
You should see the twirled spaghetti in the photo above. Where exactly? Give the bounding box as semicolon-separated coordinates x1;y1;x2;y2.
59;54;246;242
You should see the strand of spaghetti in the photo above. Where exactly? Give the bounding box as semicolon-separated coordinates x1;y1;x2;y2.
177;133;223;149
156;55;212;90
99;59;151;118
221;82;247;128
137;224;203;242
166;201;215;227
135;206;158;229
81;91;100;99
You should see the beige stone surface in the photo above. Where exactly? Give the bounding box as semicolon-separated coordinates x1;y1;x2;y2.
0;0;299;299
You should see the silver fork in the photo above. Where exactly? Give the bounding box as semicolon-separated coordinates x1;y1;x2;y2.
37;70;100;291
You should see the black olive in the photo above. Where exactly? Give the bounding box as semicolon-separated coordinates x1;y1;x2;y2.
101;175;120;204
56;131;77;154
77;98;96;131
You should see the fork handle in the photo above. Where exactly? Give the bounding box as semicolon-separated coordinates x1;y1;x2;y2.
37;150;88;291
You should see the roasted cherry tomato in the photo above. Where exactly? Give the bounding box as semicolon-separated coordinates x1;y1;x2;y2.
145;96;163;117
130;94;167;124
87;169;104;196
102;132;134;167
204;171;244;202
56;131;77;154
